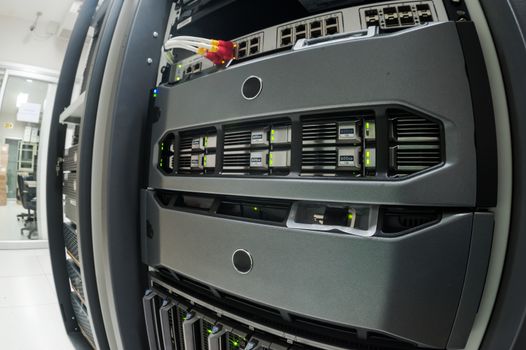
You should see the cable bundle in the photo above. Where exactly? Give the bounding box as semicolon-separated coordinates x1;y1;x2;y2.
164;36;236;65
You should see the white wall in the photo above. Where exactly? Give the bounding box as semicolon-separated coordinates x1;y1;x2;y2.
0;15;68;71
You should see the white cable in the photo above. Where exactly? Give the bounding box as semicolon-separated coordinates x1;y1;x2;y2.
165;38;213;50
163;43;199;53
170;35;213;44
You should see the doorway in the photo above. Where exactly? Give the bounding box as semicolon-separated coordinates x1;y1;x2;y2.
0;67;57;243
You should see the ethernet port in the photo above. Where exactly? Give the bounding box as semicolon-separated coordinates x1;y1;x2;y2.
326;25;339;35
325;17;337;26
383;7;399;27
280;36;292;46
365;9;380;26
416;4;433;23
295;32;306;40
310;20;321;29
193;62;202;72
400;14;415;25
281;27;292;36
185;66;192;74
237;48;247;58
398;5;414;25
295;24;307;40
249;46;259;55
250;37;259;46
238;41;247;49
310;29;322;38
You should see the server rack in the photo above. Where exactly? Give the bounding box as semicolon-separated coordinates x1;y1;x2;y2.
46;0;121;348
45;0;525;349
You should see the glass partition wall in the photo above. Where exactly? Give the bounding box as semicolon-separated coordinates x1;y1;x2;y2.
0;64;58;245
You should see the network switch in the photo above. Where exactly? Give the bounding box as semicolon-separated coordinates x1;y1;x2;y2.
171;0;447;82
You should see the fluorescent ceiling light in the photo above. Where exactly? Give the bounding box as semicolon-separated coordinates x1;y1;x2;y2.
16;93;29;108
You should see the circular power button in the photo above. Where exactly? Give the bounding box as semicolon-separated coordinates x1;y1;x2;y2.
232;249;253;274
241;76;262;100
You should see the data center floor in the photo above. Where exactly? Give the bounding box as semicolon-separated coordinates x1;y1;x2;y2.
0;200;36;241
0;248;74;349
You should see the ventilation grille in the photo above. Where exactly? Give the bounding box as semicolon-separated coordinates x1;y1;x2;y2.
63;172;77;199
382;208;441;234
178;135;193;174
179;136;193;153
63;223;79;264
392;145;441;171
71;293;96;348
177;307;186;350
201;320;214;350
178;154;191;173
389;109;442;176
302;147;337;173
224;130;251;149
392;116;440;142
302;122;338;144
63;145;78;172
67;259;84;302
223;151;250;173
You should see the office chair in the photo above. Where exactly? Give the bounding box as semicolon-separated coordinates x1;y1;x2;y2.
18;175;38;239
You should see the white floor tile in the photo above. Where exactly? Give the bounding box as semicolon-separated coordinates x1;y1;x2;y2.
0;253;43;277
0;248;48;258
0;275;58;307
45;274;59;294
0;249;77;349
0;200;36;241
37;253;53;274
1;304;75;350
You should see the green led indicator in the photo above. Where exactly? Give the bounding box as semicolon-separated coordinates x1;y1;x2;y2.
347;213;353;220
232;341;239;347
207;329;212;334
252;207;259;212
204;136;208;147
176;76;181;81
203;156;207;166
178;64;182;68
271;135;275;141
366;122;370;129
160;143;164;151
366;158;370;165
271;129;275;135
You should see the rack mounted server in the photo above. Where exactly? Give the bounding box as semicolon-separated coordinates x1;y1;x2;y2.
44;0;511;349
142;0;496;349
